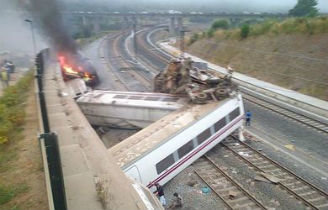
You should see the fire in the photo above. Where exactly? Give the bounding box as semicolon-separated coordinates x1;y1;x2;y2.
58;56;79;76
58;55;92;82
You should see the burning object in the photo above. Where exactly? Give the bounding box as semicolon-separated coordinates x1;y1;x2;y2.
58;54;98;87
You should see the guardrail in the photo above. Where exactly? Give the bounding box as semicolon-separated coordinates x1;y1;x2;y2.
35;49;67;210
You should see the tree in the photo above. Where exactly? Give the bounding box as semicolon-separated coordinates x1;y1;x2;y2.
289;0;318;17
211;19;229;30
240;24;250;39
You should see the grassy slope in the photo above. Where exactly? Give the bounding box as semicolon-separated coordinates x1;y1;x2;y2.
0;72;48;210
186;17;328;100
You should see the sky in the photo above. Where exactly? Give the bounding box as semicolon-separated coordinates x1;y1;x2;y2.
69;0;328;13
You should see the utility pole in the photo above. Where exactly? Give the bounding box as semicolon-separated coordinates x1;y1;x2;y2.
132;17;138;59
179;28;190;59
25;19;37;57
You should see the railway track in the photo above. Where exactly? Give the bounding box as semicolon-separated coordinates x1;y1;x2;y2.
103;28;328;209
242;94;328;135
143;27;328;136
220;136;328;210
193;156;267;210
97;32;130;91
102;31;150;91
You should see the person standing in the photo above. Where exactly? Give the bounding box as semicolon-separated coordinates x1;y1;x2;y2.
1;67;9;88
245;110;252;126
154;183;166;206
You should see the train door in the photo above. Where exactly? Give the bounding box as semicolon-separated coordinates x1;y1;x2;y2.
125;165;142;183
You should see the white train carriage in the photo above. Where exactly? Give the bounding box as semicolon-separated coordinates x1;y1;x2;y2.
77;90;187;129
109;93;244;190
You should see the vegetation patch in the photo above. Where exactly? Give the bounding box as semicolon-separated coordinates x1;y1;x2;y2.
0;70;34;145
0;184;29;205
194;16;328;43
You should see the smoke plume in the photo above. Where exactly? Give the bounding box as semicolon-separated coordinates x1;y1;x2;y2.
25;0;77;55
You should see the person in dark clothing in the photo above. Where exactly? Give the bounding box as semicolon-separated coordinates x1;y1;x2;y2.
245;110;252;126
154;183;166;206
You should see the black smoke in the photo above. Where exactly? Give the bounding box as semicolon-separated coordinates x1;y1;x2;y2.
25;0;77;55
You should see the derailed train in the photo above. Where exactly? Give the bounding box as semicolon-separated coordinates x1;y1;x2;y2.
113;93;245;189
108;58;245;190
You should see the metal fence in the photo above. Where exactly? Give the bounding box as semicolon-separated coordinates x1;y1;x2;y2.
36;49;67;210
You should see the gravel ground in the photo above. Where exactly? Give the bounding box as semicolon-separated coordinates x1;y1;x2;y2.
244;101;328;192
208;146;306;210
163;166;227;210
98;127;139;149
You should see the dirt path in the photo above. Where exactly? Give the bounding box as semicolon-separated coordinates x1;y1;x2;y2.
0;86;48;210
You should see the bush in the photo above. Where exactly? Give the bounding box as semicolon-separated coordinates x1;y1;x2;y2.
0;121;13;144
188;33;199;45
0;70;33;145
207;28;215;38
211;19;229;30
250;20;276;36
240;24;250;39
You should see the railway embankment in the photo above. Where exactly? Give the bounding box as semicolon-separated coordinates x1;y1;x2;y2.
185;17;328;101
0;70;48;210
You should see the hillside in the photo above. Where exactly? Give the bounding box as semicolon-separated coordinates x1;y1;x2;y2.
185;17;328;101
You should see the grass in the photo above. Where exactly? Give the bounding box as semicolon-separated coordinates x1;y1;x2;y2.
0;70;34;145
0;70;34;207
194;16;328;42
0;184;29;206
185;16;328;100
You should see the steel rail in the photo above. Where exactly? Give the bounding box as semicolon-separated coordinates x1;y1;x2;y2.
222;136;328;209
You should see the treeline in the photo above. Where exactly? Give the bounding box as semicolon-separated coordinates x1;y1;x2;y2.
188;16;328;45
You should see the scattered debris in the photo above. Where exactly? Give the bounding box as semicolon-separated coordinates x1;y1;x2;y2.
201;187;211;194
153;57;237;104
238;151;250;157
254;175;271;183
284;144;295;151
231;169;237;174
228;190;238;199
260;172;280;184
186;180;198;187
94;175;109;209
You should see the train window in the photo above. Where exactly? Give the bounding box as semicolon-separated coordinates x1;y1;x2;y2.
113;95;128;99
229;108;240;121
214;118;226;132
161;97;179;102
156;154;175;174
128;96;144;100
144;96;160;101
177;140;194;159
197;128;211;145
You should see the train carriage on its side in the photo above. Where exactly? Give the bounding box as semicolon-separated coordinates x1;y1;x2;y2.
109;92;244;190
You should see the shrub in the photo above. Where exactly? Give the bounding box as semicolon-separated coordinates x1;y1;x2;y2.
0;121;13;144
240;24;250;39
7;108;25;126
0;70;33;145
211;19;229;30
207;28;215;38
188;33;199;45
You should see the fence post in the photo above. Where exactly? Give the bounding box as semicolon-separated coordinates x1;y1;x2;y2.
40;132;67;210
